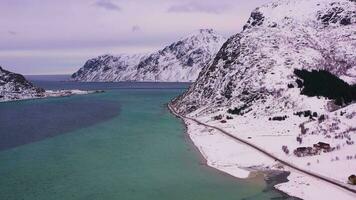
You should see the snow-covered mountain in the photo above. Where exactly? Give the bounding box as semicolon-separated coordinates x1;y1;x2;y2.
0;66;98;102
171;0;356;197
173;0;356;116
71;29;226;82
71;54;147;82
0;66;45;101
134;29;226;82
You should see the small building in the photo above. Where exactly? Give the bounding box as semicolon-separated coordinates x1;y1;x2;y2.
313;142;331;151
294;147;318;157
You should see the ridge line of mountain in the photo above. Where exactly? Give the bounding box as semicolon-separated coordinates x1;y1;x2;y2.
71;29;226;82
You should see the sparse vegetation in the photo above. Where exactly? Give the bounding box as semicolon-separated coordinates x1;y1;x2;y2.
294;110;318;119
318;114;326;123
282;145;290;154
213;115;223;120
296;136;303;144
227;104;251;115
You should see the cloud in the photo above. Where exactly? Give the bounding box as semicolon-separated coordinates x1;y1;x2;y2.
0;0;266;74
8;31;17;36
94;0;121;11
167;2;229;14
131;25;140;32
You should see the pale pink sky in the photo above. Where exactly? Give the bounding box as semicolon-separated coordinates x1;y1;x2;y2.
0;0;270;75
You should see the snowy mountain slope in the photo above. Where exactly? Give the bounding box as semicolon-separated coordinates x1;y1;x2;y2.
0;66;45;101
171;0;356;196
71;54;147;82
173;0;356;115
71;29;226;82
134;29;226;82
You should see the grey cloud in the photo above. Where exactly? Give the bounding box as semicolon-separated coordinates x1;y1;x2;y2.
94;0;121;11
167;2;229;14
8;31;17;36
131;25;140;32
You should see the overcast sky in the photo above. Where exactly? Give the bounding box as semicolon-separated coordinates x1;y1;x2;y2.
0;0;269;75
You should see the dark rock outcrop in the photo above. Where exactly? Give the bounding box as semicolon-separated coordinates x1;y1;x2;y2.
0;66;45;101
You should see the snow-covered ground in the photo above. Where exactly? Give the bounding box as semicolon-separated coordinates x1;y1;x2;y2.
179;111;356;200
171;0;356;199
193;107;356;184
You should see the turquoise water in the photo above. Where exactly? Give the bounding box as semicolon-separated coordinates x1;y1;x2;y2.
0;81;291;200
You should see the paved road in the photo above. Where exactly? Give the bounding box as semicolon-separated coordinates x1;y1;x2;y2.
168;103;356;195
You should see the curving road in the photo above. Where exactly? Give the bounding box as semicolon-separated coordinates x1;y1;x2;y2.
168;103;356;195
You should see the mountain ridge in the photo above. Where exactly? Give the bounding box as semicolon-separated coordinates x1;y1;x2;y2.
71;29;226;82
173;0;356;115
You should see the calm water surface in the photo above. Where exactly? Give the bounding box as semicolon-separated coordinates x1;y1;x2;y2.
0;75;292;200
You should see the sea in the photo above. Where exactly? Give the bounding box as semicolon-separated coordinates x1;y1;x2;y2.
0;75;293;200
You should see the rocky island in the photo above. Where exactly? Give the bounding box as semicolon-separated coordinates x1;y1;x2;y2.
0;66;97;102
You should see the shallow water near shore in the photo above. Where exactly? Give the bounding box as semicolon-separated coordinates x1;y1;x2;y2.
0;76;294;200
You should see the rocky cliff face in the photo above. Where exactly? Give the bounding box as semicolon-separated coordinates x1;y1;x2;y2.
0;66;45;101
71;29;226;82
173;0;356;116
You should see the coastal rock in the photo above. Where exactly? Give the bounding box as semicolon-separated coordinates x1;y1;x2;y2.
0;66;45;101
349;175;356;185
71;29;226;82
0;66;97;102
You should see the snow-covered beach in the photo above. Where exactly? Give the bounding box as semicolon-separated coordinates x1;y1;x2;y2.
169;103;356;200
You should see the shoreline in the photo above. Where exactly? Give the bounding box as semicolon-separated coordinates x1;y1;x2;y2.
167;102;356;200
167;103;299;199
0;89;104;103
